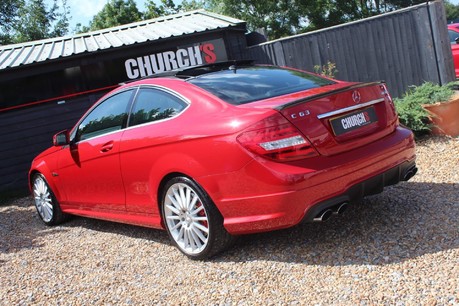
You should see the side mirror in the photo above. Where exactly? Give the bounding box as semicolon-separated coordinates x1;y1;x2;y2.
455;37;459;44
53;130;70;146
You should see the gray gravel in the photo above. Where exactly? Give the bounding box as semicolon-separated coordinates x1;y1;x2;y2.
1;136;458;305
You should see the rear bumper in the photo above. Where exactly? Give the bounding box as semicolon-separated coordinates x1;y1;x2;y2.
301;160;417;222
198;126;416;235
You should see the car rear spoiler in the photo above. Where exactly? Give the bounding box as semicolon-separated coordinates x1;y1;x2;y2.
275;81;386;111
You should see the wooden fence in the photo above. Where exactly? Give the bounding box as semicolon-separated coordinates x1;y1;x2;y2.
247;0;455;98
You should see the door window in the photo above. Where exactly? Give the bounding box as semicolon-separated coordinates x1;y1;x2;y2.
129;88;188;127
76;90;133;141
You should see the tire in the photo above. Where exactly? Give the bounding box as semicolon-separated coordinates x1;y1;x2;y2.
161;176;234;260
32;173;69;226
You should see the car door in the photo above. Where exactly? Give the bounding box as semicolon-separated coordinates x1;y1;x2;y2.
119;87;189;214
56;89;135;211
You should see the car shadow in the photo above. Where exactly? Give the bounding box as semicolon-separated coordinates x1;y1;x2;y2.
0;200;69;255
63;214;170;245
0;199;170;256
56;181;458;266
2;181;456;267
215;181;458;265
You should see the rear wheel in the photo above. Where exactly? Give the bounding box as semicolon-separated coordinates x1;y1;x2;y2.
161;177;233;259
32;173;68;226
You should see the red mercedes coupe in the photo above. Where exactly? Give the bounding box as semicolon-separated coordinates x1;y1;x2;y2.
29;62;417;259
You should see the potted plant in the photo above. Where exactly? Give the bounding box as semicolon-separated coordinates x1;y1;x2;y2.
395;82;459;137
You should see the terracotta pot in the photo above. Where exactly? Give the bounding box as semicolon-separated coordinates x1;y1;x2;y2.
423;95;459;137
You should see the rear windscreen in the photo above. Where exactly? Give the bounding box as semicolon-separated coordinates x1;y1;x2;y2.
187;66;336;105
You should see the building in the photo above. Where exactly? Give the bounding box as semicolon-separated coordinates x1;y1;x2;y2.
0;10;247;195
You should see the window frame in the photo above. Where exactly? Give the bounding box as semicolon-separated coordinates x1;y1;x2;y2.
70;88;136;143
125;85;190;129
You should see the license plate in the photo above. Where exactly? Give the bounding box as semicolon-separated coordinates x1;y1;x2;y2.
330;107;378;136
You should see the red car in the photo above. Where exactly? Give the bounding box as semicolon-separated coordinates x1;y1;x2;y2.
30;62;417;259
448;23;459;78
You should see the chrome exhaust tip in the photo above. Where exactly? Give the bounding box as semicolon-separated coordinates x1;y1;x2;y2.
313;209;333;222
333;202;348;215
403;166;418;181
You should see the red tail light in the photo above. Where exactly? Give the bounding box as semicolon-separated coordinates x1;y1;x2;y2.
237;113;318;161
380;83;399;124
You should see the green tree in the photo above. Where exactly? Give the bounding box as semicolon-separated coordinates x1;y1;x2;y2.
76;0;432;39
144;0;165;19
143;0;204;20
2;0;70;44
384;0;427;8
301;0;359;30
144;0;178;19
0;0;23;44
445;0;459;22
208;0;303;39
160;0;181;15
76;0;205;33
88;0;143;31
209;0;431;39
14;0;56;42
52;0;70;37
0;0;22;25
180;0;206;11
208;0;359;38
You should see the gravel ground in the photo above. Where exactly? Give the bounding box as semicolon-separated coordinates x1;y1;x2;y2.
1;136;458;305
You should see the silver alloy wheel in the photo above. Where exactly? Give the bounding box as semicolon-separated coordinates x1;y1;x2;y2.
33;176;54;223
164;182;210;255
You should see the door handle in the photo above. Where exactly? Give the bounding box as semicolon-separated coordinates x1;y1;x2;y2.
100;142;114;153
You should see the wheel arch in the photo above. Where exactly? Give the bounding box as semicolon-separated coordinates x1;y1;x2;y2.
148;151;211;215
145;142;250;223
155;170;223;228
29;163;63;201
29;169;40;185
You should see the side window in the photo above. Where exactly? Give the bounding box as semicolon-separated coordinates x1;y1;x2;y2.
449;29;459;44
76;90;132;141
129;88;188;127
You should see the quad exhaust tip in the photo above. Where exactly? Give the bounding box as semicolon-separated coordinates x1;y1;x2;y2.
312;165;418;223
313;202;349;222
403;166;418;181
333;202;348;215
313;209;333;222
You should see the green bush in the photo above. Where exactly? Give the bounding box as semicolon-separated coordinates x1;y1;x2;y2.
394;82;456;133
313;61;338;78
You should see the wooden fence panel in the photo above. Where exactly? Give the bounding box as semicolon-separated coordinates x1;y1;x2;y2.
246;1;455;98
0;93;103;194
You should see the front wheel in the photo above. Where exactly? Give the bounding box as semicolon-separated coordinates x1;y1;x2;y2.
32;173;68;226
161;177;233;259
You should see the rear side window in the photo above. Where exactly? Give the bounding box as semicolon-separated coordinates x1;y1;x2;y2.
187;66;335;105
129;88;187;127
